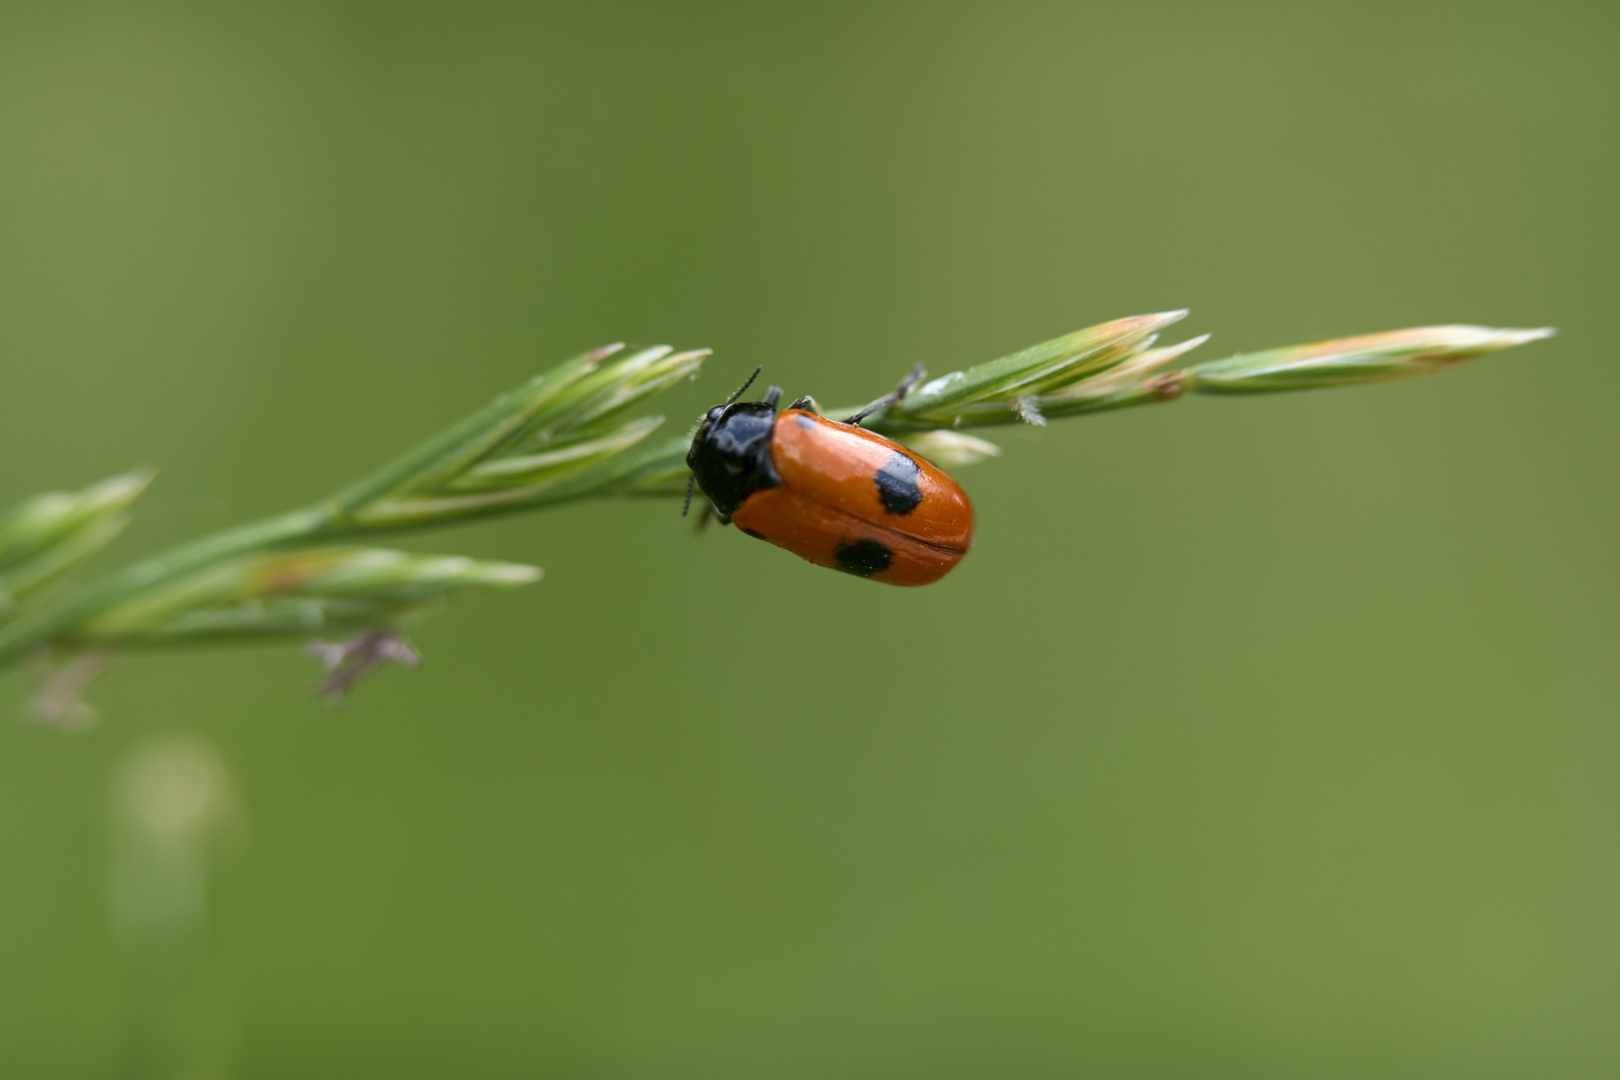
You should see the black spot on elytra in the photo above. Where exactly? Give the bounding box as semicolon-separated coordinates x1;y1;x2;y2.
873;451;923;515
834;537;893;577
741;527;765;539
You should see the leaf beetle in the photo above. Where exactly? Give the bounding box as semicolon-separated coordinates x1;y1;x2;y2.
684;367;974;585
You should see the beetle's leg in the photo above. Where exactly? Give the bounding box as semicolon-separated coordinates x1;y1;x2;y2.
762;385;782;409
844;396;889;427
787;395;819;413
844;363;927;427
692;499;732;532
893;362;927;402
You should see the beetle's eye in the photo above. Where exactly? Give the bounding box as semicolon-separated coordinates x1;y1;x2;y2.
707;406;724;422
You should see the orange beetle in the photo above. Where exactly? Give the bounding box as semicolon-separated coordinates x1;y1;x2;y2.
685;368;973;585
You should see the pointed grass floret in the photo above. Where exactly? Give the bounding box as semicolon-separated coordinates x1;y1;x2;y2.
337;344;709;528
890;310;1190;425
898;431;1004;468
0;470;154;614
1187;325;1557;393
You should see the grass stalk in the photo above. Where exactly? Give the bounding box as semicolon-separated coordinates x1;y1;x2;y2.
0;314;1555;713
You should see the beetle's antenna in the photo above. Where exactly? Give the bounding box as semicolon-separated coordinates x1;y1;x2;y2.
724;366;762;407
682;474;696;517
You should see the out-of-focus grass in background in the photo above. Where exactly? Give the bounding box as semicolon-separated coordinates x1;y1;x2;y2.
1;1;1615;1076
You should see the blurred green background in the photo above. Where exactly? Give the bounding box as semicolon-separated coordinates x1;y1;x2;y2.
2;1;1616;1076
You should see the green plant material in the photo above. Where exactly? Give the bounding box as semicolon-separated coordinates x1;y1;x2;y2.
451;416;665;490
1185;325;1558;393
0;313;1557;713
858;311;1191;431
898;431;1005;468
0;471;153;614
79;547;540;645
823;322;1556;431
331;343;707;526
0;345;705;672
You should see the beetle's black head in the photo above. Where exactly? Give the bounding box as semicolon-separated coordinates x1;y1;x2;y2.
686;367;782;519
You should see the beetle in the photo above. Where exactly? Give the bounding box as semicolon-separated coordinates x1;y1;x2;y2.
684;366;973;586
